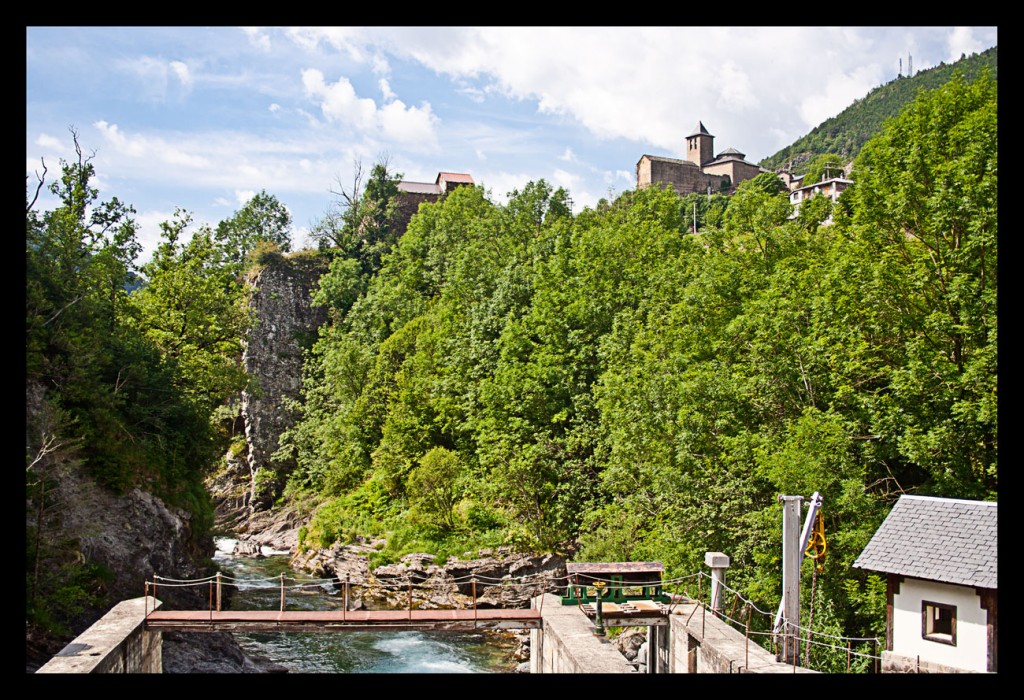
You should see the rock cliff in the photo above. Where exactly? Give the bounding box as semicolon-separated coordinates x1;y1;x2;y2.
240;253;329;512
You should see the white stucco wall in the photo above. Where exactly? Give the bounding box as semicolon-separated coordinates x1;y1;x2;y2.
892;578;989;672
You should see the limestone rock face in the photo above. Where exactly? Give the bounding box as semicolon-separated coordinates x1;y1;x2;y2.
291;543;568;611
240;255;328;512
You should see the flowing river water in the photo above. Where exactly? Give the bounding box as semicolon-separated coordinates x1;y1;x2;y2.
212;538;522;673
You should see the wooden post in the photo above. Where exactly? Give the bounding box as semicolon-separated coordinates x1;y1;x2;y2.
216;571;222;612
344;575;349;620
408;582;412;620
746;603;752;671
208;579;213;619
472;579;477;622
280;573;285;612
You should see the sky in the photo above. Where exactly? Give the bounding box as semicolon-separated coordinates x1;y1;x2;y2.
26;26;998;264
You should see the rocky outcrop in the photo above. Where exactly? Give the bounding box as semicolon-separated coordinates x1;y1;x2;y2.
25;381;267;673
241;253;329;512
290;544;568;611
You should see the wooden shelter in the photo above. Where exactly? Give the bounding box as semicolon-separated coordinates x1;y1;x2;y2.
562;562;670;605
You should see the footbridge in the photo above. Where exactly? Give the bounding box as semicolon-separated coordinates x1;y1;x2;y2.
37;556;835;674
140;562;677;634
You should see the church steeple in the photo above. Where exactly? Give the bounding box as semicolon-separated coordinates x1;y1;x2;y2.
686;121;715;166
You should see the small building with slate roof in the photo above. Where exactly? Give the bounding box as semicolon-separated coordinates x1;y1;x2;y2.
854;495;997;673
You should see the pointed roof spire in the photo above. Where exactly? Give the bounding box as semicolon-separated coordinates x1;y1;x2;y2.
687;121;713;138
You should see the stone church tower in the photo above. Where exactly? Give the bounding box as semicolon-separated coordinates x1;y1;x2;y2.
685;121;715;166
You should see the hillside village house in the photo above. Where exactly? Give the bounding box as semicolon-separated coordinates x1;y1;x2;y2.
854;495;997;673
787;175;853;221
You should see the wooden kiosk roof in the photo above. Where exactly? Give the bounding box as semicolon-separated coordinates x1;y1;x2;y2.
566;562;664;576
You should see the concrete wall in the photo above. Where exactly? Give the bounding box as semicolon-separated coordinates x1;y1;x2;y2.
36;597;163;674
666;602;816;674
530;594;638;673
529;594;815;674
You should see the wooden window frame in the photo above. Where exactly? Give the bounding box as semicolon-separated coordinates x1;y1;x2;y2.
921;600;957;646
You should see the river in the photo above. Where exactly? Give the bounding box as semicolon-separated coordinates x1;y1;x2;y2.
212;537;523;673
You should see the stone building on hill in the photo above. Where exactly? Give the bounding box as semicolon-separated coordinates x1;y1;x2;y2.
637;121;771;196
394;171;474;233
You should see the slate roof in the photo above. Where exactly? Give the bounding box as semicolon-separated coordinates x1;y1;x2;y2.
397;180;440;195
853;495;997;589
687;121;712;138
637;154;698;167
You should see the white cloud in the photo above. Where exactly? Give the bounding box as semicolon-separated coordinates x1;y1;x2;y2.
551;168;580;192
714;61;759;112
474;149;487;162
796;65;882;131
269;103;281;113
302;68;440;150
235;190;257;206
379;78;396;102
946;27;987;62
379;100;439;148
302;69;378;130
163;148;213;169
284;27;369;61
559;148;576;163
35;133;63;150
170;61;193;90
94;121;147;157
241;27;272;51
123;56;195;102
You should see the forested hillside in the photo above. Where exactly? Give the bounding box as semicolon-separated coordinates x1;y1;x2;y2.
759;46;997;173
26;70;996;670
276;72;996;665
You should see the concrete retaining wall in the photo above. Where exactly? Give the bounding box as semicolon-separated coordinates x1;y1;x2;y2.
530;594;816;674
36;597;162;674
667;602;815;673
530;594;638;673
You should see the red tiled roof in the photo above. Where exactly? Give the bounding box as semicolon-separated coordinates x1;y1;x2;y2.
436;172;474;184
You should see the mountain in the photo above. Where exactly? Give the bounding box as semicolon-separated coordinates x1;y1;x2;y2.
759;45;997;174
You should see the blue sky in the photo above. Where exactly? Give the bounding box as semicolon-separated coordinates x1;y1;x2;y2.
26;26;998;264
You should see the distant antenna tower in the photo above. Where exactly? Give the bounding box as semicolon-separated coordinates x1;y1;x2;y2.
909;54;913;77
899;57;902;77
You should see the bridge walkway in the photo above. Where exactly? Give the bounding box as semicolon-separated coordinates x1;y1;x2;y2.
144;606;542;632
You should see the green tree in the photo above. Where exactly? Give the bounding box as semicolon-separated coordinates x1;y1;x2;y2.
130;209;253;416
26;135;222;638
215;189;293;269
800;153;848;185
407;447;465;533
312;158;404;275
840;71;997;498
